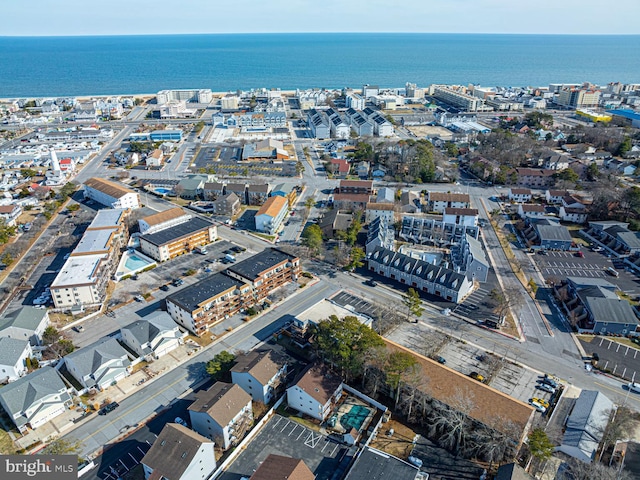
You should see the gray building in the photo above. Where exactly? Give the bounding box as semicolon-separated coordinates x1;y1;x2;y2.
451;234;490;283
63;337;131;390
523;217;573;251
0;306;50;346
306;109;331;139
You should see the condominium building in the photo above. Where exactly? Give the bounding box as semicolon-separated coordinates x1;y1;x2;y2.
557;88;601;109
433;86;485;112
138;207;191;235
166;249;300;335
156;89;213;104
139;217;217;262
254;195;288;235
346;93;365;110
83;177;140;209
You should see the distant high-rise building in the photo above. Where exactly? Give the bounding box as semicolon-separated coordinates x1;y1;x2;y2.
557;88;601;108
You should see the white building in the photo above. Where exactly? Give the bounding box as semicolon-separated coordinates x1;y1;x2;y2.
254;195;288;235
365;202;395;225
63;337;131;390
156;89;213;104
286;364;343;421
138;207;192;235
51;254;110;308
188;383;253;450
230;350;289;404
120;312;184;359
0;367;72;433
509;188;532;203
0;337;32;383
0;306;50;346
145;149;164;167
428;192;471;213
83;177;140;209
346;93;365;110
142;423;216;480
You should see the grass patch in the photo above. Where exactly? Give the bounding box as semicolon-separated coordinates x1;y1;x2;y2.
187;332;213;347
275;404;321;431
369;419;417;459
253;232;276;241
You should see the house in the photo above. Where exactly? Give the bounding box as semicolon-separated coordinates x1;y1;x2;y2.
0;366;72;433
202;182;225;201
517;204;546;219
356;162;370;179
371;165;387;179
443;207;479;233
176;175;210;199
495;464;534;480
509;188;532;203
522;217;573;251
271;183;298;207
254;195;288;235
210;193;241;217
451;234;490;283
138;207;191;235
146;149;164;167
142;423;216;480
344;447;420;480
120;311;184;359
545;189;571;204
188;382;253;450
83;177;140;209
365;202;395;225
515;168;555;188
247;184;270;206
560;207;588;224
139;217;217;262
556;390;614;463
542;154;570;171
231;350;289;404
333;193;371;210
286;364;343;421
329;159;350;178
250;455;315;480
0;204;22;227
400;191;420;213
0;337;32;383
63;337;131;390
427;192;470;213
376;187;395;204
318;209;353;238
0;306;50;346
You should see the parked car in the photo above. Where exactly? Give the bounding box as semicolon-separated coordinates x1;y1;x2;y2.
540;375;559;388
408;456;423;468
605;266;619;277
532;397;549;409
529;400;547;413
575;251;584;258
364;279;378;287
134;295;145;302
174;417;188;427
73;325;84;332
159;285;170;292
99;402;119;415
536;383;556;394
172;279;184;287
469;372;485;382
592;246;603;252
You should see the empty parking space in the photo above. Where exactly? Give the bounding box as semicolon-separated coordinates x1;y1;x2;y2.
579;336;640;381
101;443;150;480
331;291;378;319
454;287;501;325
220;414;352;480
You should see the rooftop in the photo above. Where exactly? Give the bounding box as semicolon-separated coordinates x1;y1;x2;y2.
444;207;478;216
141;207;188;227
121;311;178;346
51;254;107;287
227;248;298;282
0;337;30;367
73;229;115;254
0;306;48;332
291;364;342;405
140;216;214;247
63;336;131;380
256;195;288;219
167;272;246;313
142;423;213;480
344;447;419;480
87;208;127;230
188;382;252;426
84;177;135;199
231;350;289;385
251;455;315;480
429;192;470;202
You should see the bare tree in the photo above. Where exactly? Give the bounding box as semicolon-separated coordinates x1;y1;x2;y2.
558;457;632;480
431;389;476;455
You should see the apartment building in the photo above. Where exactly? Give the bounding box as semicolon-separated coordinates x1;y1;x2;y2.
166;249;300;335
156;88;213;104
139;217;217;262
427;192;471;213
83;177;140;209
339;180;373;195
188;383;253;450
346;93;365;110
254;195;288;235
433;86;485;111
231;350;289;404
306;109;331;139
557;88;601;109
516;168;555;188
138;207;191;235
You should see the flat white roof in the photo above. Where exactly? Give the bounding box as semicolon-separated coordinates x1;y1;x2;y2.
73;229;114;254
51;254;107;287
296;298;372;327
88;209;126;229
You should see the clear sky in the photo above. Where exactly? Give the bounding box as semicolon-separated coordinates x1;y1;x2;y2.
3;0;640;36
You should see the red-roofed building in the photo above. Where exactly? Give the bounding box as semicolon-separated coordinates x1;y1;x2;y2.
59;158;75;171
329;159;350;178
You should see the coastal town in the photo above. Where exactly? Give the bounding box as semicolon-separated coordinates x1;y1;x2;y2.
1;81;640;480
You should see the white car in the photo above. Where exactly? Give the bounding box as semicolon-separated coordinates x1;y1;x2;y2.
628;382;640;393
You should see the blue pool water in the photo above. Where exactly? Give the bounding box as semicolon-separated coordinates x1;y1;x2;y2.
340;405;371;431
154;188;172;195
125;254;152;271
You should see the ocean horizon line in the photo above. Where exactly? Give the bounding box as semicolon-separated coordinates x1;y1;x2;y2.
2;31;640;39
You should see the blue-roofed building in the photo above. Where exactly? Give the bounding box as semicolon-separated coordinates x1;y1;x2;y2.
607;109;640;128
150;129;183;142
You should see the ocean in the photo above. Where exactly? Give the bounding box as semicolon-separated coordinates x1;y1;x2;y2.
0;33;639;97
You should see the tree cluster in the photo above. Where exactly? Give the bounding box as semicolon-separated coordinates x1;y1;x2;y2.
42;326;75;359
205;350;236;381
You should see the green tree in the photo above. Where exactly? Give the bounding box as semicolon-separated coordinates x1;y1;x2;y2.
586;162;600;181
350;141;374;162
618;136;633;157
59;182;77;199
0;219;18;245
194;121;205;134
346;246;365;271
312;315;384;381
444;142;459;157
42;326;60;345
67;203;80;216
345;215;362;246
21;168;38;178
301;224;323;255
554;168;579;184
295;160;305;176
385;351;418;406
402;288;424;323
528;428;554;466
205;351;236;380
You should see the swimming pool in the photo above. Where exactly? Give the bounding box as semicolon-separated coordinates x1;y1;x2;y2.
340;405;371;431
125;254;152;271
154;187;173;195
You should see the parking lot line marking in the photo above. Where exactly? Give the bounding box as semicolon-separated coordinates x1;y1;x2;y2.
330;444;339;456
627;346;630;356
617;344;621;353
145;440;151;446
297;429;306;440
281;420;290;432
137;446;146;455
321;441;329;452
128;453;137;463
272;416;283;428
288;424;298;436
119;460;129;472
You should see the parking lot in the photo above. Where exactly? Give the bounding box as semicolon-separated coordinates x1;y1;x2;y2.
579;335;640;381
453;285;501;326
219;414;354;480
